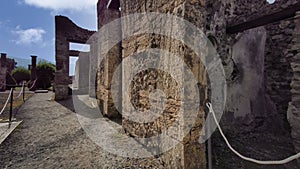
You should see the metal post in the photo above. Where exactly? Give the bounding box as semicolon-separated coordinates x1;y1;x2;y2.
9;88;14;128
208;115;212;169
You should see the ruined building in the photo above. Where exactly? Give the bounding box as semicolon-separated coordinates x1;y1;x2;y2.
0;53;17;91
54;0;300;168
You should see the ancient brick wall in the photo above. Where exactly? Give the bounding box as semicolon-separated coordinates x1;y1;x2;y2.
120;0;208;168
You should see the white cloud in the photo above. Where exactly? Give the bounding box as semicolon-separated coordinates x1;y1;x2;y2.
12;26;46;45
23;0;97;11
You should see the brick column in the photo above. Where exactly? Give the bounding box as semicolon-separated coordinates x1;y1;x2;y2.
287;11;300;166
54;26;70;100
30;55;37;91
0;53;7;91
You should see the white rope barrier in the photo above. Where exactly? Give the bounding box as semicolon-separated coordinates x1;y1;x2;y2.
14;87;23;100
0;88;13;115
28;79;37;90
206;102;300;165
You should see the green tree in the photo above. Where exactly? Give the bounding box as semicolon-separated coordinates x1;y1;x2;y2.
12;67;30;84
36;61;55;89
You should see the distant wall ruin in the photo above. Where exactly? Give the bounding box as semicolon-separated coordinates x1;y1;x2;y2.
0;53;7;91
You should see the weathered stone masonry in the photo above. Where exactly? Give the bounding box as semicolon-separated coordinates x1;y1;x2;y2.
288;11;300;165
120;0;208;168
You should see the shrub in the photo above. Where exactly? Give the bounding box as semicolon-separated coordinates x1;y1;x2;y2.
36;61;55;89
12;67;30;84
5;73;17;90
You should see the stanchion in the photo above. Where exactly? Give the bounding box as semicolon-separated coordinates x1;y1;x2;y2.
22;82;25;102
9;88;14;128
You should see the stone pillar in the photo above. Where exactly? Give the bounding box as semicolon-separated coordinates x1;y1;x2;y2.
0;53;7;91
97;0;122;117
30;55;37;91
120;0;207;168
287;11;300;166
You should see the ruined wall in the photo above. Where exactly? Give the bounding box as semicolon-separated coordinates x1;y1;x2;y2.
55;16;95;100
206;0;300;135
121;0;208;168
0;53;7;91
96;0;122;118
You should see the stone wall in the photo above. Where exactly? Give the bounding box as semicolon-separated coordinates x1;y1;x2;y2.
120;0;208;168
287;11;300;165
225;27;270;131
208;0;300;134
264;18;295;131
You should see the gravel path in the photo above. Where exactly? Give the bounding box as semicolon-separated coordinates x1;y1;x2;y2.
0;93;164;169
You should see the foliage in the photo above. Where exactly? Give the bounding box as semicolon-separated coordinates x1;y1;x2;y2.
36;61;55;89
5;73;17;90
12;67;30;84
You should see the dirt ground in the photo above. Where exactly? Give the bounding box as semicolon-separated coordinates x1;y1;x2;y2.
0;88;33;121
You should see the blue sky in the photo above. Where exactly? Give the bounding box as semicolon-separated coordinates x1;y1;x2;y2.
0;0;98;74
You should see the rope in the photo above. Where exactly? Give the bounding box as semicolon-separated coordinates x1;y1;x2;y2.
13;82;25;101
206;102;300;165
0;88;13;115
